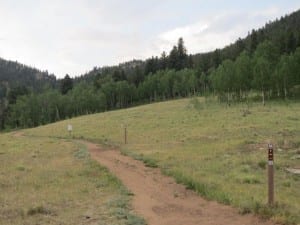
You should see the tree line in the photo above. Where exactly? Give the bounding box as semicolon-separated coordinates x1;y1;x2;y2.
210;41;300;105
5;40;300;129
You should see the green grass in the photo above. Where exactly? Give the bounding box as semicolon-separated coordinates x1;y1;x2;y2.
24;97;300;224
0;134;144;225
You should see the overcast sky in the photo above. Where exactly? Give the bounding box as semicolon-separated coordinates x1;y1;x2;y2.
0;0;299;78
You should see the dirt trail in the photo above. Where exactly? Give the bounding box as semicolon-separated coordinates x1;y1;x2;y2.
84;141;275;225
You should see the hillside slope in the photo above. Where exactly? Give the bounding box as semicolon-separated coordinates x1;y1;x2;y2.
24;97;300;224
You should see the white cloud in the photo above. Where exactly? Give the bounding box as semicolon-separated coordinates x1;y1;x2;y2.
159;22;209;42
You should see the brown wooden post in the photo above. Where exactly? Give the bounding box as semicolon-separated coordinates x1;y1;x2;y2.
124;125;127;144
268;143;274;205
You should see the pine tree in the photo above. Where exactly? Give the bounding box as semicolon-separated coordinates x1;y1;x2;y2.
286;31;297;53
60;74;73;95
168;46;179;70
177;37;188;70
213;49;221;68
168;38;189;70
160;51;168;70
250;30;258;54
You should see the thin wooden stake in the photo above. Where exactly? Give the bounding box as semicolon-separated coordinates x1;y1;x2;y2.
124;126;127;144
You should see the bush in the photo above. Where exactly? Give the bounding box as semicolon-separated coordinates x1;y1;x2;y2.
290;85;300;98
27;206;50;216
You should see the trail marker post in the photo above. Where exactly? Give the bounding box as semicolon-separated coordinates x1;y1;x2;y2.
67;124;73;138
124;124;127;144
268;143;274;205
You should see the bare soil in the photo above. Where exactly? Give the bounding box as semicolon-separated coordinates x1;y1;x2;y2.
84;141;275;225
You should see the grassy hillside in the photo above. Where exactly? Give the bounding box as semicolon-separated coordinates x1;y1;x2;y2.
24;97;300;224
0;133;144;225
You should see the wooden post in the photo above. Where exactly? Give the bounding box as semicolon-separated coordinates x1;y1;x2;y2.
67;124;73;138
268;143;274;205
124;125;127;144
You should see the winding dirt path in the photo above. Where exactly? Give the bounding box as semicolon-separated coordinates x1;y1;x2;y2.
84;141;275;225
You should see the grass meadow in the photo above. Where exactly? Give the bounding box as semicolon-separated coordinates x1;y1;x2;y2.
24;97;300;224
0;134;144;225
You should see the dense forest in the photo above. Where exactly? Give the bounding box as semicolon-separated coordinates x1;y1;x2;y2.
1;9;300;130
0;59;57;128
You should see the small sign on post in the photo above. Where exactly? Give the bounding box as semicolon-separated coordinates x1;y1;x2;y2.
67;124;73;137
268;143;274;205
